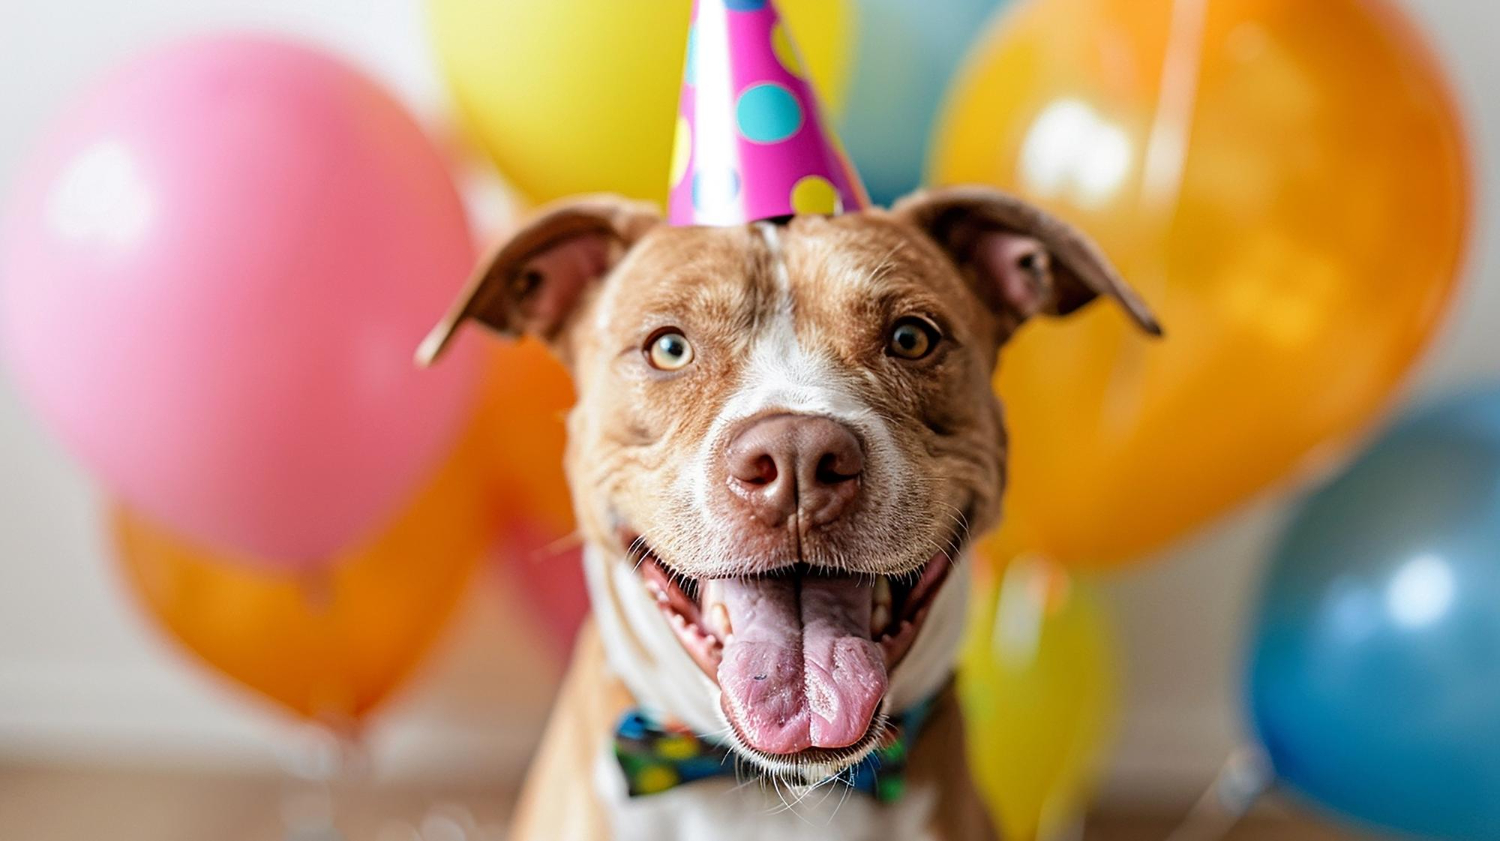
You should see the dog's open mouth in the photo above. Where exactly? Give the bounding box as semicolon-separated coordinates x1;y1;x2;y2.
629;538;955;759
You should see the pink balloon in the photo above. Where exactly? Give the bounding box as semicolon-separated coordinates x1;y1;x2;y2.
1;36;483;567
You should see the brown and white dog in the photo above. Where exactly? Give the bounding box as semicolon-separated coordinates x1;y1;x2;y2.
419;186;1158;840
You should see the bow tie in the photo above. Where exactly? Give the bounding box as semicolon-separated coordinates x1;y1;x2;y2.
612;697;936;803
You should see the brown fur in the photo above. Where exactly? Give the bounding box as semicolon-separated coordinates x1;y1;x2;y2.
421;187;1158;840
559;210;1010;582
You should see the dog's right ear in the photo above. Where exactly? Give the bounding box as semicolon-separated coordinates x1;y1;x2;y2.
417;196;661;365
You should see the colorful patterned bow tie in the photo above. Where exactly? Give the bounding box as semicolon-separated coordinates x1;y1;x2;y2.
613;697;936;803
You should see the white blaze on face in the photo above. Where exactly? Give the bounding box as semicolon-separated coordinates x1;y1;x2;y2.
689;222;904;525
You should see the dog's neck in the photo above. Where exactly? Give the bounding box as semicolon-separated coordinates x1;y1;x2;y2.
582;541;974;739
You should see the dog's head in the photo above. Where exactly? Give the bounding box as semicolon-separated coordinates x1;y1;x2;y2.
422;186;1157;781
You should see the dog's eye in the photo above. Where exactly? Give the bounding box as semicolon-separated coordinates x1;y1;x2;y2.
646;329;695;371
887;317;939;360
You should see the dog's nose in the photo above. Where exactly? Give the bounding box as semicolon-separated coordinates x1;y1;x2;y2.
727;415;863;527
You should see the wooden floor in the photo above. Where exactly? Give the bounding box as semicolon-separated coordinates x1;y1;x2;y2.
0;765;1363;841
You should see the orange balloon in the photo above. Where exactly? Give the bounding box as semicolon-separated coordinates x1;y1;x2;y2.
474;340;590;647
113;426;493;730
476;339;576;534
935;0;1469;566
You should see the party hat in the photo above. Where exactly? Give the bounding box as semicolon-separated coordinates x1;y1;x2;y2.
668;0;869;226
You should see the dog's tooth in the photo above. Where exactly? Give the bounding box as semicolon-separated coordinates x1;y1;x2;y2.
708;603;732;639
870;576;894;635
702;579;725;609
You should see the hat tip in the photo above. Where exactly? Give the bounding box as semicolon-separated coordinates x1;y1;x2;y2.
667;0;868;227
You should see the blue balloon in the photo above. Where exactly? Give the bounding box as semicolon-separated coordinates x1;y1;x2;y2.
1248;389;1500;839
837;0;1006;206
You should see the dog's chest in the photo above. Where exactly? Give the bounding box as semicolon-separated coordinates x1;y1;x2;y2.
593;748;942;841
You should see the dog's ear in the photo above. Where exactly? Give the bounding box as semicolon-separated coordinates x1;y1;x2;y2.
893;186;1161;337
417;195;661;365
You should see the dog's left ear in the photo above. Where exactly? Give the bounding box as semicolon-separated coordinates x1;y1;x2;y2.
893;186;1161;337
417;195;661;365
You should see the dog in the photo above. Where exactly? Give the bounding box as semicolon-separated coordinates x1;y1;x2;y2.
419;185;1159;840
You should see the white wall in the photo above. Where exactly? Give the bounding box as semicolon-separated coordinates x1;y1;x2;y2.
1;0;1496;802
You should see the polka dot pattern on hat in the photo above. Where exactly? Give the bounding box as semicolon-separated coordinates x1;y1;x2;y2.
684;27;698;86
667;0;869;225
791;175;841;215
736;83;802;144
670;116;692;187
771;22;803;77
692;168;742;213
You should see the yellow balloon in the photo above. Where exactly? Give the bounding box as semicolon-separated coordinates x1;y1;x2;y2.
113;425;494;731
429;0;853;205
959;555;1118;841
934;0;1469;566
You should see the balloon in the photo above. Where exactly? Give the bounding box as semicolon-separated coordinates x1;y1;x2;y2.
113;422;494;730
1;36;484;567
934;0;1469;567
500;522;588;656
959;555;1118;841
838;0;1004;206
428;0;852;205
1247;389;1500;839
477;340;575;538
475;340;590;650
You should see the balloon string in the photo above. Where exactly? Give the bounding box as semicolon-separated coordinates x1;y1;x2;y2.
276;724;369;841
1140;0;1208;214
1161;745;1274;841
297;564;357;732
1098;0;1209;451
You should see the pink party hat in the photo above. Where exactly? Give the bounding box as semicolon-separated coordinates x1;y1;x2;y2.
668;0;870;226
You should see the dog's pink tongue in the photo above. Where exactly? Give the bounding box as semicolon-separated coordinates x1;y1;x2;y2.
716;575;887;755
